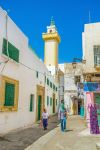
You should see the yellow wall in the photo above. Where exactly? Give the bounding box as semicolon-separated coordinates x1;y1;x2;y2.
42;32;60;67
44;40;58;67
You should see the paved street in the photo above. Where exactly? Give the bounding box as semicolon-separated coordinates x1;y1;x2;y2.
0;114;59;150
0;115;100;150
26;116;100;150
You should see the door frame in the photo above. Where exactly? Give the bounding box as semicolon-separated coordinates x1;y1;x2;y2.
37;95;42;121
53;93;55;113
36;85;45;121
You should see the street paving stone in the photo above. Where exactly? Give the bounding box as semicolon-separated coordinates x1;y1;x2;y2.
26;115;100;150
0;114;59;150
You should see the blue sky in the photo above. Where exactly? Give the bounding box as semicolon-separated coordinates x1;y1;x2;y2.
0;0;100;63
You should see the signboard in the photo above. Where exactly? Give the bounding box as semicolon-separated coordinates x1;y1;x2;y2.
84;82;100;92
78;82;100;92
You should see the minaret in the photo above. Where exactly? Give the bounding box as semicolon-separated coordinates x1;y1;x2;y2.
42;17;60;69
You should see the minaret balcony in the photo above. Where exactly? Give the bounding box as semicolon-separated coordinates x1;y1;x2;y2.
42;32;60;43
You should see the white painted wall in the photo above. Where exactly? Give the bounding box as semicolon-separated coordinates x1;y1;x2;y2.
47;25;57;33
59;75;64;102
82;23;100;72
0;7;58;134
64;63;83;114
59;64;64;73
58;64;64;103
44;40;58;66
64;73;77;115
46;66;56;76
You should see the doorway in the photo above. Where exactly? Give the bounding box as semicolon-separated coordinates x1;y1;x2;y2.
53;94;55;113
78;99;82;115
36;85;45;121
78;99;84;116
72;98;78;115
38;95;42;120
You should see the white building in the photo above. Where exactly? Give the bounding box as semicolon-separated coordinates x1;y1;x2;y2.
64;63;85;115
82;23;100;126
82;23;100;81
0;7;58;134
62;22;100;115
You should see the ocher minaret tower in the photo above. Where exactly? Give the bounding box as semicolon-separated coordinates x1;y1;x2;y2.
42;17;60;69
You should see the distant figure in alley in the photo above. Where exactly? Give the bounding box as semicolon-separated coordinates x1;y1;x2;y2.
41;108;49;130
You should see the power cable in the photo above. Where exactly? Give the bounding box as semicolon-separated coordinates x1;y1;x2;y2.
19;61;54;78
0;11;57;81
0;60;9;74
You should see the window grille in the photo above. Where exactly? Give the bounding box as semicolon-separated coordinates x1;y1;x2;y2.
94;46;100;66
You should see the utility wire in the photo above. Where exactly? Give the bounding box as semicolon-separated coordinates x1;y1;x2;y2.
0;60;9;74
19;61;54;78
0;59;78;79
0;10;9;75
0;59;56;79
0;11;57;79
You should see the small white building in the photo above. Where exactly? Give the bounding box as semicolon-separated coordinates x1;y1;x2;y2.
64;63;84;115
0;7;58;134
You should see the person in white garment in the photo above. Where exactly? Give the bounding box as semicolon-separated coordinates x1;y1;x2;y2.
42;108;49;130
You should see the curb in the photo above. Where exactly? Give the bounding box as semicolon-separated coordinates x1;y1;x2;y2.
25;127;59;150
96;143;100;150
79;128;100;137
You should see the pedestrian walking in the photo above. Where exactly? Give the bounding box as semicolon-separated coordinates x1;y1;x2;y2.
63;108;68;131
41;108;49;130
58;100;68;132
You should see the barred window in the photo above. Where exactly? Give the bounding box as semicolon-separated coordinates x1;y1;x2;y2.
94;46;100;66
